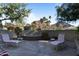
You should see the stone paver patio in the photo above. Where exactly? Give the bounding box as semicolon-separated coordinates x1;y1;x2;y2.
2;40;76;56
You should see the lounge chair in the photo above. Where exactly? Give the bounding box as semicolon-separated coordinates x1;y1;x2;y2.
1;33;21;46
50;33;65;50
0;34;9;56
0;49;9;56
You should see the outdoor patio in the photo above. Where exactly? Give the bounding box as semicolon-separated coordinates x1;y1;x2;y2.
3;40;76;56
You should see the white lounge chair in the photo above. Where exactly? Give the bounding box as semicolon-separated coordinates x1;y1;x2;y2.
50;33;65;50
1;33;21;46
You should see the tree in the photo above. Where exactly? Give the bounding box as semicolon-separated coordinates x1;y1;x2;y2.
0;3;31;25
42;17;48;21
45;20;51;24
39;16;51;30
40;18;43;23
56;3;79;22
40;17;48;23
49;16;52;20
31;21;37;30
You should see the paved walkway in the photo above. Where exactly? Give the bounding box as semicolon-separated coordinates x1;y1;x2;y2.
5;40;76;56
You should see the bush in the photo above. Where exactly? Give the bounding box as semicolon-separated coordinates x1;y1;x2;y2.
77;26;79;32
36;28;41;31
7;26;14;31
0;23;3;28
24;26;31;30
14;27;22;37
41;31;50;40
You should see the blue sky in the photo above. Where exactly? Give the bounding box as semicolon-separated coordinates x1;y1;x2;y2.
24;3;61;24
27;3;56;17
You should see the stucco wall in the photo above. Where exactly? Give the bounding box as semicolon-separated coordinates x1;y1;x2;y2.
41;30;77;41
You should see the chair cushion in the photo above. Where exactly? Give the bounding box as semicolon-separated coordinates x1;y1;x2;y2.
50;41;64;45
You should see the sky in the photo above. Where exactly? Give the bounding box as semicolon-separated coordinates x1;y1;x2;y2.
24;3;61;24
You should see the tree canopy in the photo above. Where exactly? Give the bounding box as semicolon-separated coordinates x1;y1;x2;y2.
39;17;50;23
0;3;31;23
56;3;79;22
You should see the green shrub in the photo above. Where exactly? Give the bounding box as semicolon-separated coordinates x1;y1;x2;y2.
7;26;14;31
36;28;41;31
14;27;22;37
24;26;31;30
77;26;79;32
0;23;3;28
